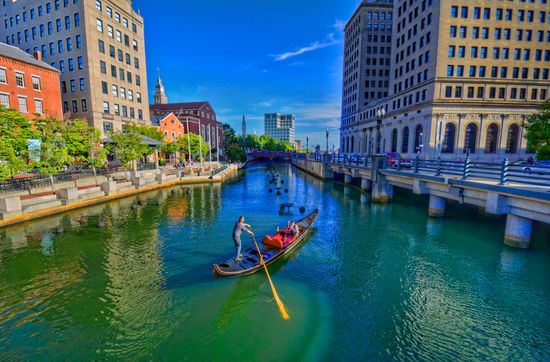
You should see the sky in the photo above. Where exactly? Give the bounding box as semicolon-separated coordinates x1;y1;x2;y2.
133;0;360;148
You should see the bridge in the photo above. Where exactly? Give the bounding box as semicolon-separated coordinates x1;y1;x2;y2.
246;151;292;161
291;153;550;249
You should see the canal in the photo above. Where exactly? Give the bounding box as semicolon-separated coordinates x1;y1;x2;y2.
1;163;549;361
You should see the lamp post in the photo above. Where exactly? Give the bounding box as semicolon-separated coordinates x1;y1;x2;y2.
376;108;385;154
198;118;204;168
325;128;329;153
306;136;309;154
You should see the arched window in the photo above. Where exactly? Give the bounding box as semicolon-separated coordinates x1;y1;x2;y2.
506;124;519;153
414;125;423;152
463;123;478;153
401;127;410;153
485;123;499;154
391;129;398;152
442;123;456;153
351;136;355;153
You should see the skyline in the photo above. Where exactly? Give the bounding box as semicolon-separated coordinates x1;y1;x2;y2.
134;0;360;148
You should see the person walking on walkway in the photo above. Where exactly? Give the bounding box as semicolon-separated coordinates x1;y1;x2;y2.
233;216;253;261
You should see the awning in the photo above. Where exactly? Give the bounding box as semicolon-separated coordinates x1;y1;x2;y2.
101;135;164;146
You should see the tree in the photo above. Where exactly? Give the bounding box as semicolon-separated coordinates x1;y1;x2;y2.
124;123;163;142
222;123;246;162
525;100;550;160
107;129;150;169
226;144;246;162
245;134;261;149
181;133;210;162
0;106;39;174
61;119;102;163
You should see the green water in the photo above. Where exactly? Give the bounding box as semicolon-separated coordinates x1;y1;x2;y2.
1;163;549;361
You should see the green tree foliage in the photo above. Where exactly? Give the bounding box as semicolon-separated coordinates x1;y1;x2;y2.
181;133;210;162
107;129;150;168
162;142;181;155
124;123;163;141
526;100;550;160
245;133;294;152
0;106;39;169
222;123;246;162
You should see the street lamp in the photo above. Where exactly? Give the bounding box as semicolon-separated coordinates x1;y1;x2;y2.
306;136;309;154
376;108;385;154
325;128;329;153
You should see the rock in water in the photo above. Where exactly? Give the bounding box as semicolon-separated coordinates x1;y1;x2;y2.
97;217;106;228
131;204;138;210
299;206;306;213
56;226;64;234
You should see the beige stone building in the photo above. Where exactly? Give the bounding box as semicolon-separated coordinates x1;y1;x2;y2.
341;0;393;144
1;0;150;134
341;0;550;161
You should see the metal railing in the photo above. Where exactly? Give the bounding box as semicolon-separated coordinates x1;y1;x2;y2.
306;152;550;188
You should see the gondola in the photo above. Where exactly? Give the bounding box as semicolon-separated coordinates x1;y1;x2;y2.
213;208;319;277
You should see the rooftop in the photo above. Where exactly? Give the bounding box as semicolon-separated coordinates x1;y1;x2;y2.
0;42;58;72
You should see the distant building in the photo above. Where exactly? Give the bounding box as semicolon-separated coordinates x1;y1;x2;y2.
153;70;168;104
242;115;247;137
150;101;224;156
2;0;151;133
295;140;302;151
264;113;295;146
0;43;62;119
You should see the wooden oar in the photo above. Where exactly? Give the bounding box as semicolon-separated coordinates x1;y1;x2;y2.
251;233;290;320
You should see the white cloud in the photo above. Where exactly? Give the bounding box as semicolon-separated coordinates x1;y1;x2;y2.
272;33;340;62
333;19;345;32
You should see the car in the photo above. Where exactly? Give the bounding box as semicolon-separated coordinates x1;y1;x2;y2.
523;161;550;175
386;152;412;168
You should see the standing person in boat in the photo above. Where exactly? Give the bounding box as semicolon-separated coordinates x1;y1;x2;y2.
233;216;254;261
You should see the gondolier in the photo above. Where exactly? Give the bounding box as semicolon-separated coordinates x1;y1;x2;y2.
232;216;253;261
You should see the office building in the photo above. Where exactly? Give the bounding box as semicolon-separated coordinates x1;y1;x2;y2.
2;0;151;133
264;112;296;146
341;0;550;161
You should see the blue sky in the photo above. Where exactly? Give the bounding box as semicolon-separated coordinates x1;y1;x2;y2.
133;0;360;148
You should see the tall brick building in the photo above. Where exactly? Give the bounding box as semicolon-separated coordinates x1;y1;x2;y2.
0;42;61;118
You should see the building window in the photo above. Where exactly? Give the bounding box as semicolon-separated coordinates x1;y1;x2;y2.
506;125;519;154
113;103;120;115
464;123;477;153
81;99;87;112
103;101;109;114
96;0;102;11
100;60;106;74
96;18;103;32
0;93;10;107
485;124;499;154
79;78;85;91
112;84;118;97
103;121;113;133
31;76;41;90
101;81;108;94
442;123;456;153
74;13;80;27
17;96;28;113
0;68;7;84
15;72;25;87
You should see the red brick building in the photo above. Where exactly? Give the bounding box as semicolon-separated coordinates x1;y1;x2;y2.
150;101;224;157
151;112;185;163
0;43;62;119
